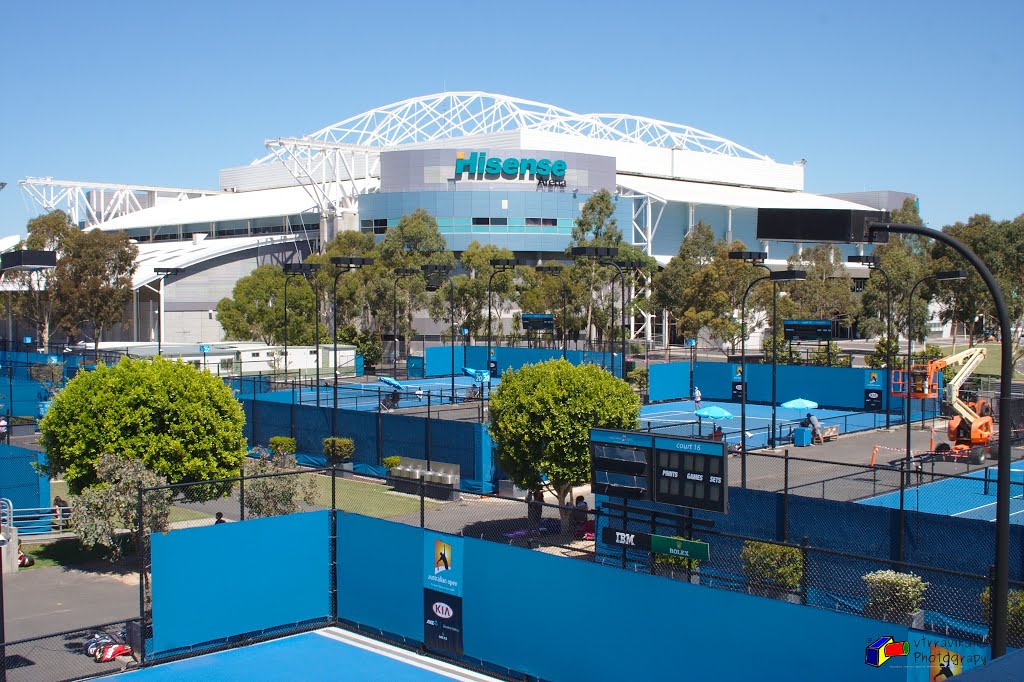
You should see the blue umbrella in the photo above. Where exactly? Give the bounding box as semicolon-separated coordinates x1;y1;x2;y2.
781;398;818;410
695;405;734;420
378;376;403;390
462;367;490;382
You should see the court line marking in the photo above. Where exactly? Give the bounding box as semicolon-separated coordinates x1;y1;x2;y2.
315;627;502;682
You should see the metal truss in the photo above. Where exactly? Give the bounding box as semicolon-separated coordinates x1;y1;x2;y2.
262;138;380;218
18;177;220;227
256;91;769;162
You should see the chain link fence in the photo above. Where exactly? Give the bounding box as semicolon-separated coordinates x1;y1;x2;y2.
2;620;139;682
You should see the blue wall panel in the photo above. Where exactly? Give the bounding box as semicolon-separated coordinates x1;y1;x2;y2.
336;513;423;642
150;511;330;654
649;360;693;402
461;538;905;682
424;345;614;379
0;445;49;510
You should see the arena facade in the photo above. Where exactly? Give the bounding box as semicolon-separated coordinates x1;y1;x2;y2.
18;92;911;346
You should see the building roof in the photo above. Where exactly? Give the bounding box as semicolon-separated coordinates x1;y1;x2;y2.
133;233;301;289
90;185;322;231
616;175;876;211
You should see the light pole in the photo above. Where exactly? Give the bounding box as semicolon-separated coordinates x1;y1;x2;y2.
283;263;321;397
869;220;1013;658
392;267;419;377
487;258;517;363
422;263;457;401
536;264;569;360
571;246;624;377
738;272;769;488
767;270;807;447
153;267;183;356
729;251;771;485
329;256;374;451
849;256;895;429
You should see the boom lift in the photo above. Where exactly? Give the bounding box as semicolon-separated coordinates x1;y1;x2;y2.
892;347;993;463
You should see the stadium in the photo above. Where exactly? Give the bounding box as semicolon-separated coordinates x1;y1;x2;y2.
17;91;911;346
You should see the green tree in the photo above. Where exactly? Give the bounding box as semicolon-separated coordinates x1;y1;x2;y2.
787;244;859;324
489;359;639;526
242;448;318;518
10;210;76;349
54;229;138;357
217;265;317;345
70;452;173;560
39;357;247;495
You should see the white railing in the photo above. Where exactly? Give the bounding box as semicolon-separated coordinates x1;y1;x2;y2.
8;505;72;534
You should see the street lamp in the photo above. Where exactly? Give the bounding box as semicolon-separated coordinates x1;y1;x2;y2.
571;246;624;377
729;251;769;487
422;263;457;402
767;270;807;448
869;220;1013;657
487;258;518;364
328;256;373;453
536;264;569;360
392;267;419;377
153;267;183;356
849;255;895;429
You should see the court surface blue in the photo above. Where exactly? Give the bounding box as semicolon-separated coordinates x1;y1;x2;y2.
109;628;502;681
640;399;895;449
858;464;1024;524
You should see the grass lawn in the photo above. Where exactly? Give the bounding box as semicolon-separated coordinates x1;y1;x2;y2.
306;474;441;518
19;537;130;571
51;478;211;525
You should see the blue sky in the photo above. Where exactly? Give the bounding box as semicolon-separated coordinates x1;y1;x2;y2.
1;0;1020;237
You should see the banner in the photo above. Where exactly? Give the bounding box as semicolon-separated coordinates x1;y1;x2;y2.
423;532;464;655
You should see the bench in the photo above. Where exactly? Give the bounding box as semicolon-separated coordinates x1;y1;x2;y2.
815;425;840;443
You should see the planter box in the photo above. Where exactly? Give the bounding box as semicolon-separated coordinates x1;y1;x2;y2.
748;583;801;604
864;604;925;629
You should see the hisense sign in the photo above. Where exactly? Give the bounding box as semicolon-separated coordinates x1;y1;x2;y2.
454;152;567;183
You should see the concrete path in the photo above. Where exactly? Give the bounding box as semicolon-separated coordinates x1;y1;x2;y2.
3;565;138;641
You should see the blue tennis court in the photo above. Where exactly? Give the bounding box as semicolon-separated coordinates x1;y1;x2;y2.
640;399;894;449
259;375;499;411
110;628;503;682
858;463;1024;524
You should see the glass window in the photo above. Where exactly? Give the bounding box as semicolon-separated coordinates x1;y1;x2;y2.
472;217;489;226
490;217;507;226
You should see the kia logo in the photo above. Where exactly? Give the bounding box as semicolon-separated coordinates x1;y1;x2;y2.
432;602;453;619
868;392;879;398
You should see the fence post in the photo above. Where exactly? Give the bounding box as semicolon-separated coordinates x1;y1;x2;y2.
376;404;383;467
426;396;433;471
239;466;246;522
988;564;997;645
136;483;147;666
783;449;790;542
799;537;809;606
330;466;337;623
290;378;296;439
897;460;906;564
419;476;426;529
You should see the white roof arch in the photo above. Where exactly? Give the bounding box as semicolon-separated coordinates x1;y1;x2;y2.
254;92;770;163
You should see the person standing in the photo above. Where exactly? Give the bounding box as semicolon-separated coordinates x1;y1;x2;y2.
527;490;543;534
693;387;702;410
0;416;7;444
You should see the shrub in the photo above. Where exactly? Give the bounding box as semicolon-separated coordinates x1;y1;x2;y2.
741;540;803;590
626;367;649;391
323;437;355;464
653;537;701;569
382;456;401;471
863;570;928;614
980;587;1024;645
268;436;296;457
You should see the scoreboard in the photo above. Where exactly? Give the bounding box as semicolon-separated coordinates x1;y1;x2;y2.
783;319;832;341
590;429;728;513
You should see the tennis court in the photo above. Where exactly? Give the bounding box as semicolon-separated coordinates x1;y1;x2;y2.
259;375;498;411
640;399;895;449
110;628;504;682
858;463;1024;524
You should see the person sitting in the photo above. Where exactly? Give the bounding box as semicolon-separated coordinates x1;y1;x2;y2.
464;384;480;401
802;412;822;444
17;540;34;568
711;426;724;442
381;390;401;411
